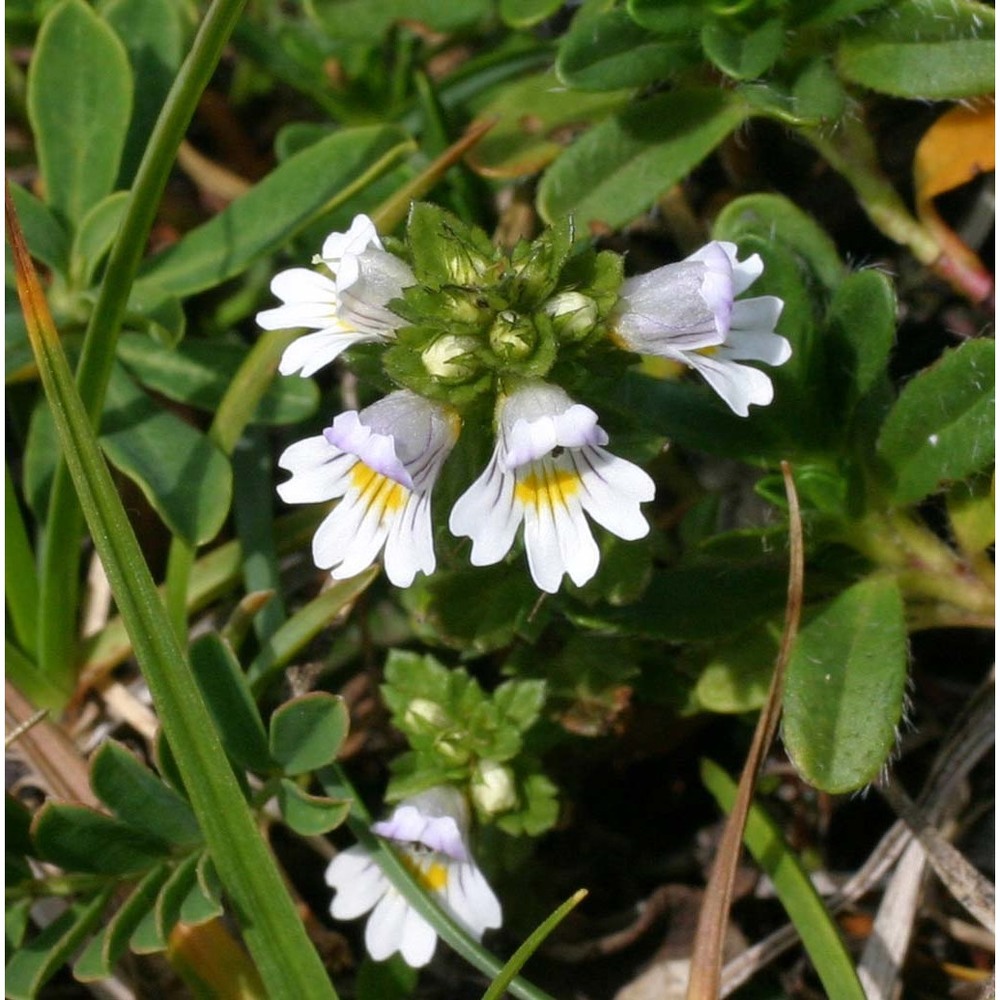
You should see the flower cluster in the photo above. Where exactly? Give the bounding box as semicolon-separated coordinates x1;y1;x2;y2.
325;787;501;968
259;208;788;593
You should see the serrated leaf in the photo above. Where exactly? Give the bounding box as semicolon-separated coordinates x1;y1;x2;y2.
783;577;908;793
466;71;631;179
69;191;129;289
405;201;497;288
836;0;995;99
277;779;351;835
537;88;749;234
100;362;233;545
90;741;201;848
74;864;171;981
117;333;319;425
5;891;113;1000
557;8;699;91
492;680;546;731
190;633;272;773
33;802;172;874
26;0;132;226
877;340;995;503
135;125;413;298
269;693;349;776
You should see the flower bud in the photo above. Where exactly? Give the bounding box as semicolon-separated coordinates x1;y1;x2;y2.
470;759;517;815
404;698;450;733
488;310;536;362
544;291;598;342
422;334;480;381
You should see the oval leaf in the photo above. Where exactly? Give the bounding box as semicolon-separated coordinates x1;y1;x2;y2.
69;191;129;289
277;779;351;835
537;88;749;233
836;0;995;99
90;741;201;848
783;577;908;793
135;124;413;298
269;693;349;776
26;0;132;226
33;802;172;875
877;339;995;503
100;363;233;545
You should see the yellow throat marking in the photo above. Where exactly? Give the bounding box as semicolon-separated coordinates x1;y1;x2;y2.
350;463;408;518
402;853;449;893
515;465;581;510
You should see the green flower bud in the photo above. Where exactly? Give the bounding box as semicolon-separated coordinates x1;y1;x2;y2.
488;310;537;363
544;291;599;342
470;760;517;815
422;334;481;381
404;698;450;733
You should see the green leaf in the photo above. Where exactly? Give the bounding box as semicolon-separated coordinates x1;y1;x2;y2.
100;362;233;545
466;71;631;179
783;576;908;792
836;0;995;99
692;623;782;714
277;779;351;835
824;269;896;412
189;633;272;773
877;340;995;503
308;0;491;41
405;201;497;288
269;693;350;776
700;16;785;80
500;0;562;28
74;864;171;981
356;957;419;1000
569;560;789;641
557;8;699;91
135;124;414;298
537;88;749;233
90;740;202;848
179;853;224;926
790;58;848;124
712;193;845;292
5;891;113;1000
7;183;70;275
26;0;132;226
702;759;867;1000
116;333;318;426
69;191;129;289
33;802;172;874
103;0;188;186
627;0;703;35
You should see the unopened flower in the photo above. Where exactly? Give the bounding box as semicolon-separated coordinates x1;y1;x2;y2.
611;241;789;416
257;214;414;378
544;291;598;341
277;391;459;587
449;381;655;593
470;760;517;816
325;787;502;968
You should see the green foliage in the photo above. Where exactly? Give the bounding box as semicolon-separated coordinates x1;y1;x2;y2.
783;577;908;792
381;651;558;834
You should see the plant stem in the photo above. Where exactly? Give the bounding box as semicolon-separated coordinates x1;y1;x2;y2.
36;0;250;698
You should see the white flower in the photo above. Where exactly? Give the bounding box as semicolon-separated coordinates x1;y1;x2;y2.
277;390;459;587
325;788;502;969
449;381;655;594
256;214;415;378
611;241;790;417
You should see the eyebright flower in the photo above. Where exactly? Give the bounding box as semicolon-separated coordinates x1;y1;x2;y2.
610;241;790;417
277;390;459;587
449;381;655;594
256;214;414;378
325;787;502;969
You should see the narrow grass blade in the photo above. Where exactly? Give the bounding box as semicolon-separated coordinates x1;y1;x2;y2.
8;186;337;999
702;759;866;1000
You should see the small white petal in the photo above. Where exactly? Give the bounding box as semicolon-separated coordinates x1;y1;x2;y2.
686;352;775;417
574;448;654;541
320;214;383;264
365;891;410;962
723;328;792;366
730;295;784;337
445;862;503;937
449;454;522;567
276;438;352;504
278;329;374;377
398;905;438;968
326;848;388;920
